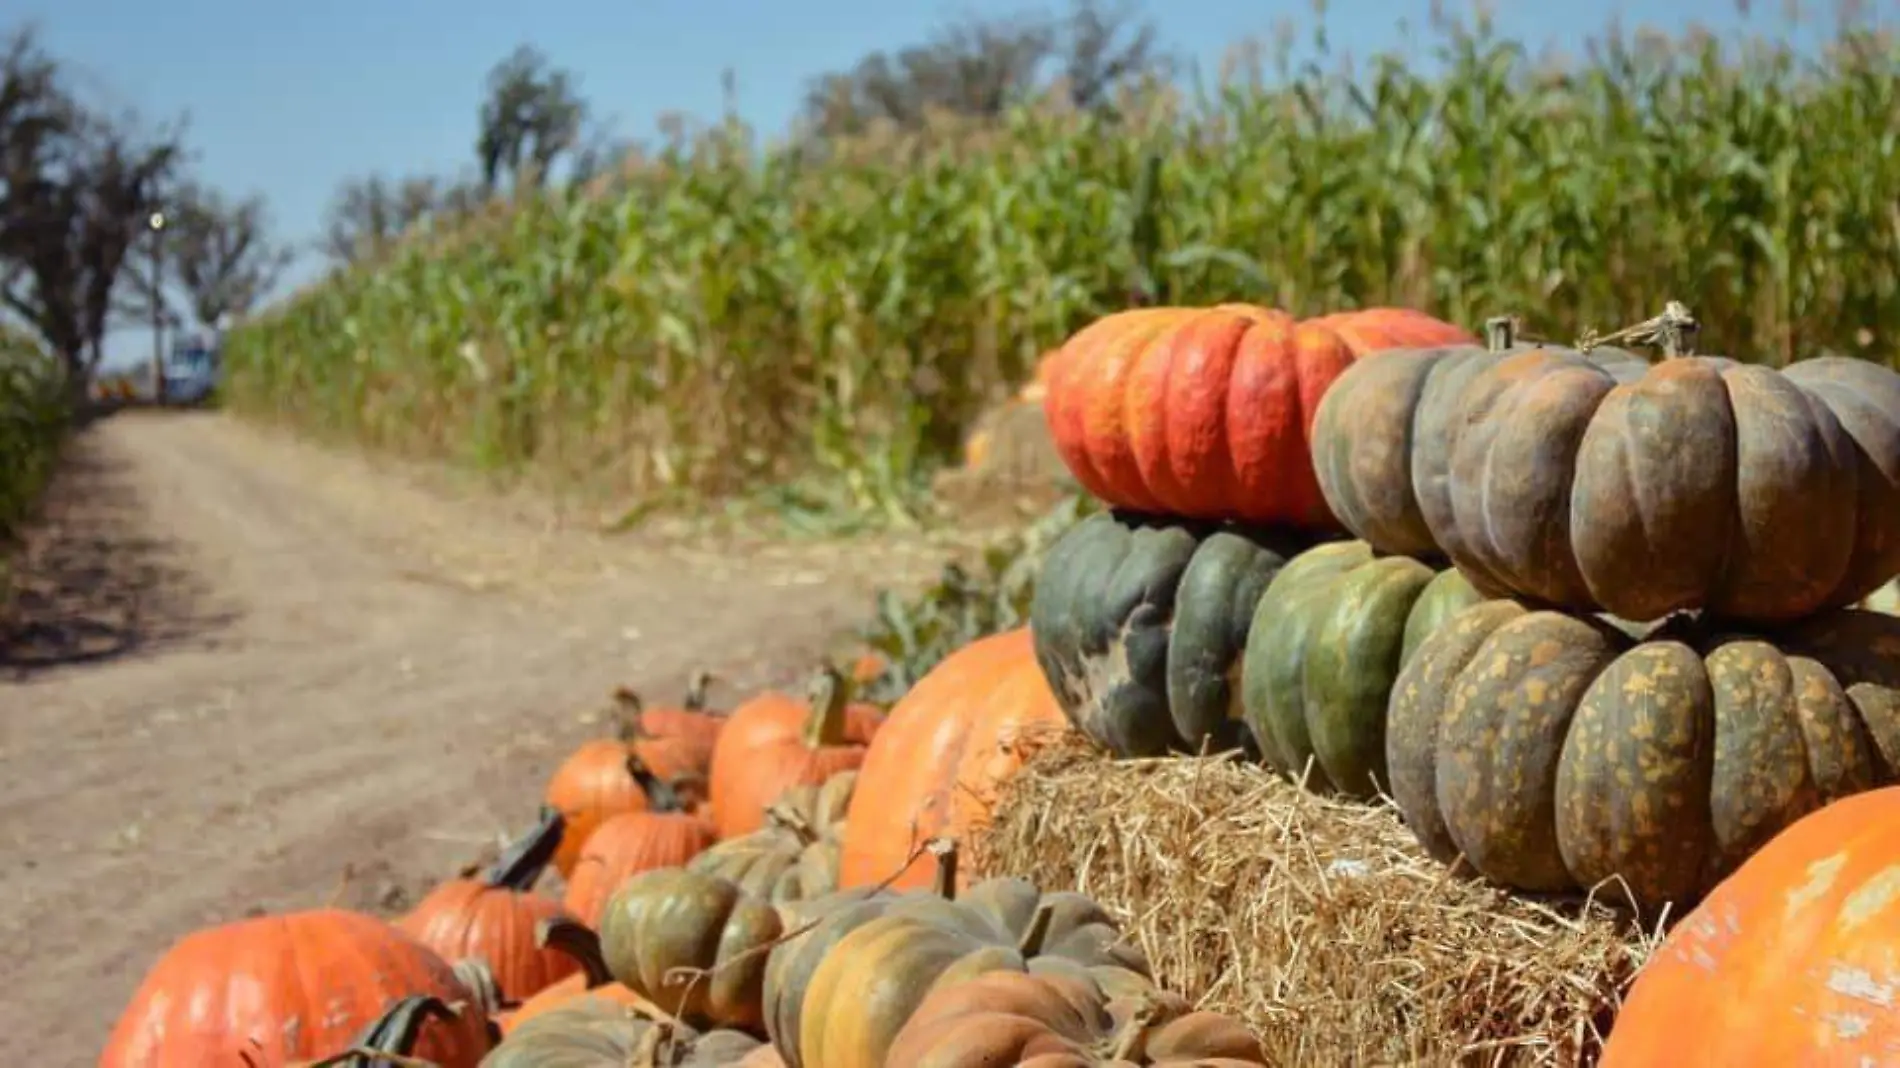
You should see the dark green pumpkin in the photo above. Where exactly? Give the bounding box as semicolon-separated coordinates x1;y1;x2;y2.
1389;602;1900;914
482;1000;766;1066
595;868;782;1034
1029;509;1312;757
1238;540;1481;798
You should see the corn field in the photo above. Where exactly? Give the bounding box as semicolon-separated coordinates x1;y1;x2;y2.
0;331;67;550
222;15;1900;517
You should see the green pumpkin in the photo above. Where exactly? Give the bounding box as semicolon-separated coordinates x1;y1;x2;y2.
595;868;783;1034
1029;509;1313;757
1237;541;1482;798
483;1000;766;1066
1389;602;1900;914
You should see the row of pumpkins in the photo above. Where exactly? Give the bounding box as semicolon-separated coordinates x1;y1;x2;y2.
104;632;1258;1067
103;297;1900;1065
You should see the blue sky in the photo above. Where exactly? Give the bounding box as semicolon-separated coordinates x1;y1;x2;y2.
15;0;1877;367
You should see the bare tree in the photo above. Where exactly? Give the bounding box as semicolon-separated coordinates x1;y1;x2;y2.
142;184;291;328
799;0;1175;138
0;27;182;389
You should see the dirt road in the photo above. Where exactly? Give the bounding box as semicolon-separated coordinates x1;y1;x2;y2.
0;411;950;1063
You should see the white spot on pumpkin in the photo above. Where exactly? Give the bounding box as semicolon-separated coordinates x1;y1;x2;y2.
1829;1012;1873;1040
1786;853;1849;923
1826;963;1897;1009
1841;866;1900;932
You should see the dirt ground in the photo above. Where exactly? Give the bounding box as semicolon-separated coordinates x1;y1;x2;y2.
0;410;961;1063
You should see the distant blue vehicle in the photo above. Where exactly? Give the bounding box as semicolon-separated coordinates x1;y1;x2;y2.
162;335;221;404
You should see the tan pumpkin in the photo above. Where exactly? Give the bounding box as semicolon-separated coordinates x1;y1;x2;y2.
688;771;855;903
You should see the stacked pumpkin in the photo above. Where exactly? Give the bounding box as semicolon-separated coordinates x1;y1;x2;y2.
103;633;1270;1065
1028;300;1900;922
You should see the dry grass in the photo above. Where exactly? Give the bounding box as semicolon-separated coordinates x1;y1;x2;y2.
974;737;1657;1067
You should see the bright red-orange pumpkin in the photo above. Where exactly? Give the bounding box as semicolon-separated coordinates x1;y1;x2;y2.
100;908;492;1067
705;665;882;841
1602;787;1900;1066
562;788;717;927
839;627;1070;891
543;739;652;878
1040;304;1473;527
398;808;581;1002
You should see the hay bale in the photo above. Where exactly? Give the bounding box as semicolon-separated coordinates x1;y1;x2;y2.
973;738;1655;1067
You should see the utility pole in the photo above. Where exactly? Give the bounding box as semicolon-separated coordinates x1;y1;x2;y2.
147;208;167;405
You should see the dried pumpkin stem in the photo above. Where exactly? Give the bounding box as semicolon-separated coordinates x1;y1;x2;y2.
1106;997;1170;1062
1016;901;1056;956
1575;301;1700;359
628;1021;678;1067
451;957;511;1016
1483;315;1517;352
801;663;851;749
483;806;565;890
624;755;689;813
929;836;959;900
684;668;715;712
764;802;820;845
536;917;614;988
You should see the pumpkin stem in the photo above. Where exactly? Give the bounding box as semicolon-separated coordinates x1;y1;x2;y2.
763;802;820;845
927;836;959;901
625;755;689;813
1016;901;1056;957
450;957;511;1016
1575;301;1700;359
684;668;716;712
1105;996;1171;1062
800;663;851;749
301;995;458;1067
536;917;615;988
1483;315;1516;352
483;806;564;891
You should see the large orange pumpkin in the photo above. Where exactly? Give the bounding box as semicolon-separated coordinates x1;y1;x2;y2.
398;808;581;1001
839;627;1070;891
101;908;492;1067
543;742;652;878
1602;787;1900;1065
706;665;882;840
1040;304;1473;527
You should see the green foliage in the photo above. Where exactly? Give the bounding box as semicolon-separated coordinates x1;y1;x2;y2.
225;16;1900;520
0;330;68;559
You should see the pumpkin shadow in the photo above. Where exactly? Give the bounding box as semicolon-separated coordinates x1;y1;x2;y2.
0;425;236;677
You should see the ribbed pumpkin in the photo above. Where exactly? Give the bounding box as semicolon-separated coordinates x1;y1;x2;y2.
1238;540;1481;797
399;808;581;1002
838;628;1069;891
1311;307;1900;624
596;867;784;1033
885;970;1268;1067
764;841;1152;1068
563;781;717;927
1030;511;1314;757
101;908;491;1067
1601;787;1900;1066
705;666;882;840
1040;304;1473;527
1389;602;1900;913
487;999;770;1067
544;741;654;879
494;919;640;1037
689;770;855;903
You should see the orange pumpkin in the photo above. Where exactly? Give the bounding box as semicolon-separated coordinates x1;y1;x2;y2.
1041;304;1473;527
544;740;652;878
617;668;727;783
562;785;717;927
839;628;1070;890
101;908;492;1067
495;918;643;1036
706;665;882;840
398;808;581;1002
1602;787;1900;1066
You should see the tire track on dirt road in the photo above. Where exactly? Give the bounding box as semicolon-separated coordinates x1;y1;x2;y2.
0;410;946;1063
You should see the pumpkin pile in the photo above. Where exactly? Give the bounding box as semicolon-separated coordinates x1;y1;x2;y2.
103;634;1267;1066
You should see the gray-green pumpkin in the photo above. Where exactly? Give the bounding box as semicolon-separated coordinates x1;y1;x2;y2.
1029;509;1313;757
1388;601;1900;915
1238;540;1482;798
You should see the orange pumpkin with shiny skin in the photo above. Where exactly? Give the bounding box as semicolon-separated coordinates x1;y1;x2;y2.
1041;304;1473;527
398;808;581;1001
1602;787;1900;1066
543;739;652;878
562;788;716;927
706;666;882;840
101;908;491;1067
839;627;1070;891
